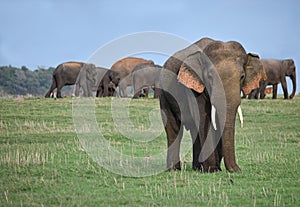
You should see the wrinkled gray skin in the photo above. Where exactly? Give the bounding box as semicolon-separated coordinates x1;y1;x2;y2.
259;59;296;99
96;70;121;97
160;37;218;172
132;64;162;99
160;38;264;172
45;61;86;98
74;66;114;97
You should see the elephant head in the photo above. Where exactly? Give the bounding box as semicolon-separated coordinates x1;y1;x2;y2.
74;63;96;97
96;70;121;97
283;59;296;99
109;70;121;89
242;53;267;95
176;40;265;172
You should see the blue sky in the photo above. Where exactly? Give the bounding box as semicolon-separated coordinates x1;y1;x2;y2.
0;0;299;93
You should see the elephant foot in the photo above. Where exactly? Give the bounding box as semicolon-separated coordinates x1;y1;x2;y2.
202;164;221;173
225;163;241;173
192;162;202;171
167;161;181;171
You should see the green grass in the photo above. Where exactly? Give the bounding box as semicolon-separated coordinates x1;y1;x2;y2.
0;96;299;206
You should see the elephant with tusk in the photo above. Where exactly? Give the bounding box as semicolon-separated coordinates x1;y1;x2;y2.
159;37;265;172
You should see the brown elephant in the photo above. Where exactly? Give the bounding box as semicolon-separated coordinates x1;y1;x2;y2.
45;61;91;98
110;57;154;97
241;54;268;99
159;38;265;172
259;59;296;99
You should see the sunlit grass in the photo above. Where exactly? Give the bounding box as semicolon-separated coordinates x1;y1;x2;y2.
0;96;299;206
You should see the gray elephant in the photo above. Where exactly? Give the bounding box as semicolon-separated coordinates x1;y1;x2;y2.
159;38;265;172
74;66;119;97
259;59;296;99
132;64;162;99
45;61;88;98
111;57;154;97
96;70;121;97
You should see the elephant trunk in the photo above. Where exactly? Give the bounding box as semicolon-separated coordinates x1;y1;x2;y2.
222;105;241;172
289;73;296;99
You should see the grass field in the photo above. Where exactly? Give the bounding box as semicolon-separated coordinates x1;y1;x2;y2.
0;96;299;206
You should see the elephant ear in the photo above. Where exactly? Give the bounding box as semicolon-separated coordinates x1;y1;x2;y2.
283;59;295;69
242;53;267;95
177;56;205;93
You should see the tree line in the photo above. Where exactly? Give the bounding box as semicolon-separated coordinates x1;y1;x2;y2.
0;65;57;97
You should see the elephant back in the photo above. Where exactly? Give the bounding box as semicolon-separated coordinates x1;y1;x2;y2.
110;57;154;76
163;37;215;75
54;61;84;75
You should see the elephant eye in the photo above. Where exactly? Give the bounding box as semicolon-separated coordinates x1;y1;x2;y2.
240;73;245;82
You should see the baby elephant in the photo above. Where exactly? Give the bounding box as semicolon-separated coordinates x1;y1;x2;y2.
132;64;162;99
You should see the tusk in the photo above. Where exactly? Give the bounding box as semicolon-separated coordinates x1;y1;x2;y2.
237;105;244;128
211;105;217;130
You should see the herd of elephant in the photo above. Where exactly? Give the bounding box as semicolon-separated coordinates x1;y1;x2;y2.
44;57;160;99
45;37;297;173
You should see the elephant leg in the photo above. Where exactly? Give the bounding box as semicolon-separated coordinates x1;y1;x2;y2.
190;126;202;170
248;89;258;99
153;88;159;99
272;84;278;99
281;78;289;99
189;93;220;172
166;123;183;170
109;87;116;96
56;83;63;98
247;90;253;99
56;88;62;98
144;87;149;98
119;82;127;97
133;84;141;98
133;91;140;98
259;81;266;99
99;88;104;97
96;88;102;97
160;95;182;170
74;83;80;97
87;85;93;97
55;77;63;98
253;88;259;99
45;78;56;98
198;95;220;173
103;85;109;97
82;84;88;97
